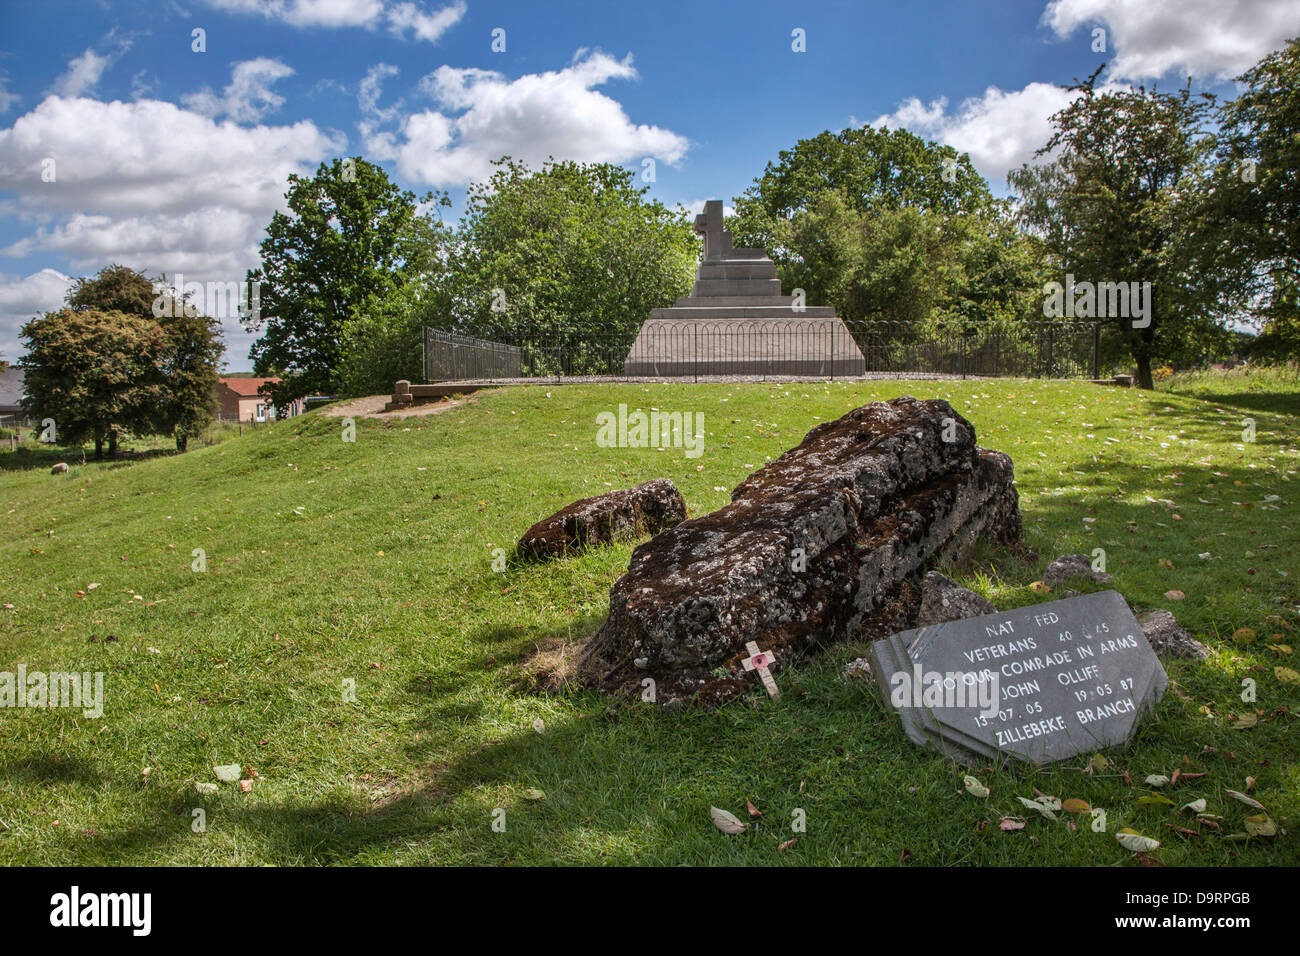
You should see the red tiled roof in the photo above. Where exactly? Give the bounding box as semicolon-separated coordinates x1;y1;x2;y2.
218;376;280;396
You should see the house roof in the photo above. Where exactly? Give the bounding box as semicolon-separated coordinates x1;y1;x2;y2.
218;376;280;397
0;366;25;407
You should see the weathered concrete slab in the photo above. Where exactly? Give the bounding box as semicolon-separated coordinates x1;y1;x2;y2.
581;397;1021;697
518;479;686;561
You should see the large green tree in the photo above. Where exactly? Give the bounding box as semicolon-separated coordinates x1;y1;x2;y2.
732;126;1044;328
446;158;697;367
20;308;167;458
63;264;223;450
1010;72;1231;388
244;157;432;404
1214;37;1300;358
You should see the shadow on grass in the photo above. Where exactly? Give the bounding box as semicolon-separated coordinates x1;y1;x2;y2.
0;444;177;473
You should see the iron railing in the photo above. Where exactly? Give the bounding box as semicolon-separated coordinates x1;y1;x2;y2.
422;321;1120;383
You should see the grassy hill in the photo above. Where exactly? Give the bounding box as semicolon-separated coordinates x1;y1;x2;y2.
1;378;1297;865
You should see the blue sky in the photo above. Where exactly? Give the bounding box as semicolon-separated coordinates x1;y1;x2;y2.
0;0;1295;369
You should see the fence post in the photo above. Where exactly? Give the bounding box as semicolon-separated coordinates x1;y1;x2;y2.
694;324;699;384
829;320;835;382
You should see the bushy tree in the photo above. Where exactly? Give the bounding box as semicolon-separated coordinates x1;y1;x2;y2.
244;157;435;405
446;158;697;364
63;264;223;450
19;308;167;458
1214;37;1300;359
1010;72;1232;387
732;126;1044;328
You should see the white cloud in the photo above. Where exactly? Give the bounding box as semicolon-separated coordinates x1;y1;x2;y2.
388;51;689;187
1043;0;1300;81
182;58;296;123
0;75;21;115
0;94;342;365
873;82;1087;186
207;0;466;42
0;269;72;358
51;49;113;98
357;63;402;159
387;0;466;43
207;0;384;28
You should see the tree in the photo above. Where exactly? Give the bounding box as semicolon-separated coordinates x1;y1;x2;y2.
244;157;433;406
1010;71;1230;388
732;126;1043;328
64;264;223;450
337;208;454;397
19;308;167;458
446;158;697;367
1214;37;1300;359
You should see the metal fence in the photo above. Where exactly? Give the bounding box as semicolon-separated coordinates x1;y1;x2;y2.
424;328;522;382
422;320;1119;382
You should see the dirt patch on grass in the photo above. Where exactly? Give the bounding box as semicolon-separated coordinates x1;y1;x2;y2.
318;393;478;420
517;637;586;694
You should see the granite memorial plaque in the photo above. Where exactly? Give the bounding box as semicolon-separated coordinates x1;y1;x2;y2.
866;590;1167;764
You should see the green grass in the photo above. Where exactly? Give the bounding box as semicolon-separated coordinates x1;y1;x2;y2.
1158;362;1300;418
1;379;1297;865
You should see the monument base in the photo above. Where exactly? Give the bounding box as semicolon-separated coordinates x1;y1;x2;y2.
623;318;867;377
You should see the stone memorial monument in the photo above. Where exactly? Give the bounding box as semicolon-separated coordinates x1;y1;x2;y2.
865;590;1168;764
623;200;867;376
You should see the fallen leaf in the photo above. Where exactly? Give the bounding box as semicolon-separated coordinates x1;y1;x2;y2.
1275;667;1299;684
1180;798;1207;813
523;788;546;801
1232;713;1258;729
710;806;748;835
1029;581;1052;594
1243;814;1277;837
213;764;241;783
1116;829;1161;852
1062;798;1090;814
1145;774;1170;787
194;782;218;795
238;779;253;793
1017;796;1058;821
1164;590;1185;601
964;775;990;799
999;816;1026;831
1225;789;1265;810
746;799;762;818
777;838;797;852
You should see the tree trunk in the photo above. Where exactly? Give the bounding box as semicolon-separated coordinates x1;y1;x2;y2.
94;436;104;459
1135;354;1154;390
108;429;118;458
176;434;188;453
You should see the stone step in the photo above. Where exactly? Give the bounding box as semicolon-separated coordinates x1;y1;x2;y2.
672;295;797;307
692;278;784;297
649;306;837;320
695;261;778;281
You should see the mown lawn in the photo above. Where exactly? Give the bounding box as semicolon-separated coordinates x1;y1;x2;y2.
1;378;1297;865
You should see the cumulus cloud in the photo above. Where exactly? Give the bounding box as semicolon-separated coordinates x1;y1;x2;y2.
1043;0;1300;81
385;51;689;187
0;94;342;363
182;58;296;123
207;0;465;42
51;49;113;99
873;82;1088;186
387;0;466;43
0;268;72;357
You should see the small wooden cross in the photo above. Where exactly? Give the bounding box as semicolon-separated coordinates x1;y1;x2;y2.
741;641;780;699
